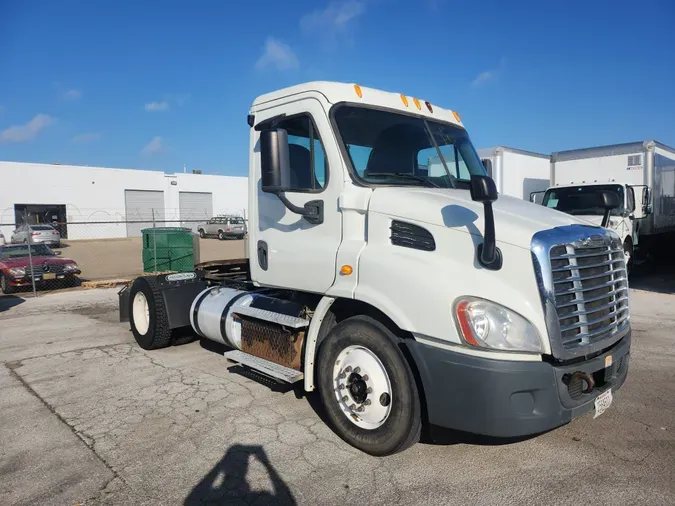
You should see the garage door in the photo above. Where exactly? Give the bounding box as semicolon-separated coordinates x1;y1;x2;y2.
124;190;165;237
179;192;213;232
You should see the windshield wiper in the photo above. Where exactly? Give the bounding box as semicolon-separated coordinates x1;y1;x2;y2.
366;173;440;188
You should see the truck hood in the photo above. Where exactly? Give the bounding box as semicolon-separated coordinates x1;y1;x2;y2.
368;187;591;249
0;256;75;268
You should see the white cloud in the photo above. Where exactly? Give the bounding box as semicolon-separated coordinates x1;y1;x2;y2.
72;132;102;143
142;136;166;156
0;114;55;143
145;101;170;112
255;37;299;71
63;89;82;100
472;58;506;87
300;1;365;48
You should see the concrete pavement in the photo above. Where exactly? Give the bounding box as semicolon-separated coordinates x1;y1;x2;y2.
1;286;674;505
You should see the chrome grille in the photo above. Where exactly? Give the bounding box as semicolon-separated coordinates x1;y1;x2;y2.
26;263;65;276
549;237;629;349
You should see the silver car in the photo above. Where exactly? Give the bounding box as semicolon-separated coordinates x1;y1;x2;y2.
197;215;247;240
11;224;61;247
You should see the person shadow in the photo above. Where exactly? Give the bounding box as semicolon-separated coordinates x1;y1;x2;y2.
184;444;297;505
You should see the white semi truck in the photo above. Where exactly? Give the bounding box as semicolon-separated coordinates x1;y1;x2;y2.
119;82;631;456
476;146;550;201
535;141;675;270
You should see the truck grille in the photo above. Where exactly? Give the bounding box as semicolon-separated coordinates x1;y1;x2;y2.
549;238;629;350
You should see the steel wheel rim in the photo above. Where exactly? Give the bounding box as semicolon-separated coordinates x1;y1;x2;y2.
332;345;392;429
132;291;150;335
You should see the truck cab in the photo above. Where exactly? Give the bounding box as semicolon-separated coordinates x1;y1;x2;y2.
121;81;631;456
539;182;642;270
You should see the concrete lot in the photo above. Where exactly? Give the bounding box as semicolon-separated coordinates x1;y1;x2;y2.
1;282;674;505
56;238;246;281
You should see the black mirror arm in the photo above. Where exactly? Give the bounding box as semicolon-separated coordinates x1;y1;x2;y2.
601;208;612;228
276;193;324;225
477;202;503;270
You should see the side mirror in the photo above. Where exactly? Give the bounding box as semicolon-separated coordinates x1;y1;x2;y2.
260;129;291;193
55;251;62;256
470;174;498;203
643;187;653;215
481;158;493;178
598;190;620;228
469;175;501;270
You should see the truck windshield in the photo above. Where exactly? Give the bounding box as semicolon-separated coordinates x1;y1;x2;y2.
543;185;625;216
332;105;487;189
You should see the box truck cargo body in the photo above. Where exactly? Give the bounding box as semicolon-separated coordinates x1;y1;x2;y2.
476;146;550;201
546;140;675;263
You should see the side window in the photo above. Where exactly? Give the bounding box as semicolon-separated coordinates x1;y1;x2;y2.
274;115;327;191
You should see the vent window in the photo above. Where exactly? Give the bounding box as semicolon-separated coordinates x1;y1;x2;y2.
627;154;642;166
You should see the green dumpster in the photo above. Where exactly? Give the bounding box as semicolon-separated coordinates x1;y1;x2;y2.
141;227;200;273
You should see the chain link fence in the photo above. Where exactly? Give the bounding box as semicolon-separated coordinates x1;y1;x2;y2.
0;209;248;295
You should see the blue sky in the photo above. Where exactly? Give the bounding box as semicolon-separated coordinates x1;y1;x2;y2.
1;0;674;177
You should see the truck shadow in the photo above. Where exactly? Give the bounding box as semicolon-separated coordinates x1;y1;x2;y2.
629;258;675;295
183;444;297;505
421;425;543;447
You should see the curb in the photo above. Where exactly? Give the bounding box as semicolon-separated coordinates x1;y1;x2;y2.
80;278;132;289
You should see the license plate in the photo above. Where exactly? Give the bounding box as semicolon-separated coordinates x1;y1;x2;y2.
594;389;613;419
43;273;56;280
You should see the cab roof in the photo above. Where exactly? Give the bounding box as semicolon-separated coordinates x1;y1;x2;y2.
251;81;464;129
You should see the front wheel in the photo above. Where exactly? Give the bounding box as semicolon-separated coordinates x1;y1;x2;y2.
129;277;173;350
0;274;15;294
623;241;634;276
317;315;422;456
198;229;206;239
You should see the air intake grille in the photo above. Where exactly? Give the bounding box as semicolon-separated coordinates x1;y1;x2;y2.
390;220;435;251
550;238;629;350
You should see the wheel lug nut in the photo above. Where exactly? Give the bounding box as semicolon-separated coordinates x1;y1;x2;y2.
342;396;349;402
366;387;372;394
350;404;356;410
356;406;364;412
344;366;352;373
364;400;371;406
338;384;345;390
363;375;369;381
338;372;346;379
353;367;360;374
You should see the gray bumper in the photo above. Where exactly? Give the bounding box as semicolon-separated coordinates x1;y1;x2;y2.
404;332;630;438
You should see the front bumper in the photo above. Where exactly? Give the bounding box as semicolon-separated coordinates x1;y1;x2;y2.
404;332;630;438
8;271;80;286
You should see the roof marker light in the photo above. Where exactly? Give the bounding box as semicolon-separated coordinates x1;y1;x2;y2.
425;101;433;113
400;94;409;107
354;84;362;98
413;97;421;110
452;111;461;122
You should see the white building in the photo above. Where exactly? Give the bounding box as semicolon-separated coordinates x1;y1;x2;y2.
0;161;248;240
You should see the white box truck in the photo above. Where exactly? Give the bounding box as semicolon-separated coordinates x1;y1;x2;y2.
119;82;631;456
537;141;675;270
476;146;550;201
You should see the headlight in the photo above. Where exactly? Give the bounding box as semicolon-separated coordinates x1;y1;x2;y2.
64;263;78;271
8;267;26;276
454;297;543;353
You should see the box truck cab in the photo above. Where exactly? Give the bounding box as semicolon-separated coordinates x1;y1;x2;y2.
120;82;631;456
540;182;643;270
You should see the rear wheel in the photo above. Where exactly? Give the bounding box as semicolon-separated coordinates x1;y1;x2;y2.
0;274;15;294
218;230;226;240
198;229;206;239
317;315;421;456
129;277;173;350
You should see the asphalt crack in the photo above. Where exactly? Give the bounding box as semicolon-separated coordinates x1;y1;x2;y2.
4;360;127;488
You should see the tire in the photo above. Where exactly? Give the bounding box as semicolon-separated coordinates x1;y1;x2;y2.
0;274;16;294
198;229;206;239
623;240;634;276
129;277;173;350
218;230;225;240
317;315;422;456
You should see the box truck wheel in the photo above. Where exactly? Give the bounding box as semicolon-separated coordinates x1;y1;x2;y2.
129;277;173;350
317;315;421;456
623;239;634;275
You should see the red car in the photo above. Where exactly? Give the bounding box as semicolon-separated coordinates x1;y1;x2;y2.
0;243;81;294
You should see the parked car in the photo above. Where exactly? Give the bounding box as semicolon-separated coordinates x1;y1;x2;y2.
197;215;247;240
0;243;80;294
0;232;6;246
11;224;61;247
